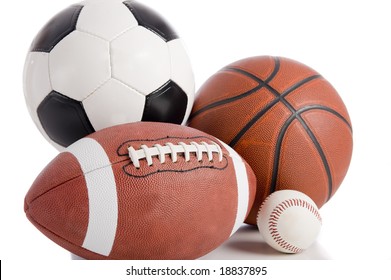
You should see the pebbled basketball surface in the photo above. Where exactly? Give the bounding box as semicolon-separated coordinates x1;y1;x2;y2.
189;56;353;225
24;122;256;259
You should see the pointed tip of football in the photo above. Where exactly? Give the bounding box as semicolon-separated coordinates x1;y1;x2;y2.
24;152;89;249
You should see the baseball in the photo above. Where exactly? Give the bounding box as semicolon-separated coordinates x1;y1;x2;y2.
257;190;322;254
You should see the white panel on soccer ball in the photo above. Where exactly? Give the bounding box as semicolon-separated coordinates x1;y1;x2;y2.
77;1;138;41
23;52;52;118
83;78;145;131
23;52;65;151
167;39;195;124
111;26;171;95
49;30;111;101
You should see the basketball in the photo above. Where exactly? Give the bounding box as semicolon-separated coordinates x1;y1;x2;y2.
188;56;353;225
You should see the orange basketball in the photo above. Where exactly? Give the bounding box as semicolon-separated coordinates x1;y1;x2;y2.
188;56;353;225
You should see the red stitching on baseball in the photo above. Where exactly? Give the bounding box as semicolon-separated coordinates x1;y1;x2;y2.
268;198;322;253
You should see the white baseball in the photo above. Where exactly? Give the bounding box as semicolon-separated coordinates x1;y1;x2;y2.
257;190;322;254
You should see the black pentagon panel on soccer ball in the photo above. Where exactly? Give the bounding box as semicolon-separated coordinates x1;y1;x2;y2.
37;91;95;148
142;81;188;125
123;1;179;42
30;5;84;53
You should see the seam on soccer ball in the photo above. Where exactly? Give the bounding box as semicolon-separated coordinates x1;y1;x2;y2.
110;77;146;98
47;53;54;93
82;77;112;102
75;27;110;42
109;25;139;43
167;41;173;80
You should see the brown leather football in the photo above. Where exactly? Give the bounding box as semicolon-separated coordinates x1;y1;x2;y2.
24;122;256;260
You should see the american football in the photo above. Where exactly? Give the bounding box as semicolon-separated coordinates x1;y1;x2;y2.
24;122;256;260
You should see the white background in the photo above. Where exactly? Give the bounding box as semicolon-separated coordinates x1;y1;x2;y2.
1;0;390;278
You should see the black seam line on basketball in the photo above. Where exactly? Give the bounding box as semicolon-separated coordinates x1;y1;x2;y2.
298;115;333;201
278;94;335;201
224;57;281;85
227;67;284;101
269;106;342;200
189;58;281;121
224;66;321;101
188;84;264;120
301;105;352;132
229;75;322;147
122;156;229;178
267;57;281;83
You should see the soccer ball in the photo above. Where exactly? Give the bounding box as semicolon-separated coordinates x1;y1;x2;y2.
23;0;195;150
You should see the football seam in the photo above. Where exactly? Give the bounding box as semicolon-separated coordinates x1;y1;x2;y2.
116;135;223;156
25;174;83;207
121;156;229;178
117;136;231;177
128;141;223;168
25;157;129;206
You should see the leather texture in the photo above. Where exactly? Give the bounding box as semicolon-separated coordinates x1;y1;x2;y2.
25;122;256;259
189;56;353;225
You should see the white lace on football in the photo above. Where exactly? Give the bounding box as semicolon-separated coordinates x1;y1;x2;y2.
128;141;223;168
